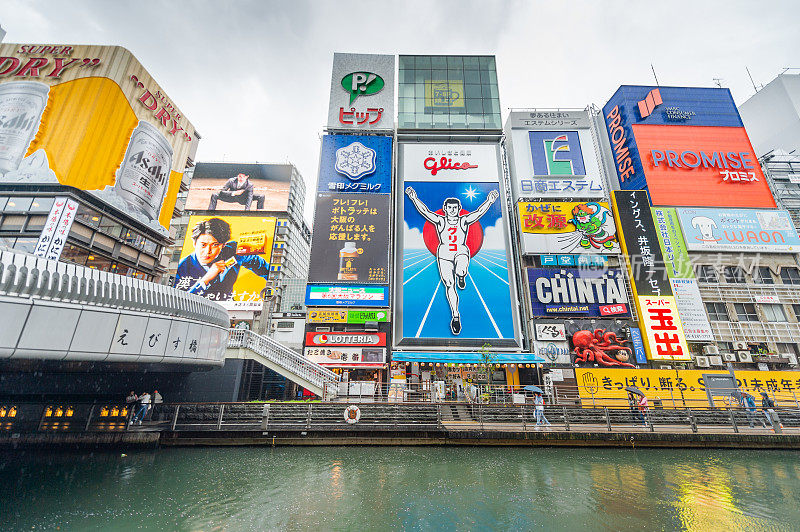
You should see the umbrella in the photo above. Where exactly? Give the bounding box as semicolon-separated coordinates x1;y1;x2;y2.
524;385;544;394
625;386;645;397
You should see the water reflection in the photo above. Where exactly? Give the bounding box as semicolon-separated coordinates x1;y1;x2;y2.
0;448;798;530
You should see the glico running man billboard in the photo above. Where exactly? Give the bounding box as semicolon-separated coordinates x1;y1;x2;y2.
173;215;280;310
394;143;522;349
602;86;776;208
0;43;199;236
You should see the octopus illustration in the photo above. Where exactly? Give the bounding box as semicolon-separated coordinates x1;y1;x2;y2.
572;328;635;368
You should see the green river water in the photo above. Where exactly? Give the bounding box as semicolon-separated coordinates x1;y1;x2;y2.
1;447;799;531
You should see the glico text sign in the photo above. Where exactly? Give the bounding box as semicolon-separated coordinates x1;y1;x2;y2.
602;86;776;208
327;53;395;131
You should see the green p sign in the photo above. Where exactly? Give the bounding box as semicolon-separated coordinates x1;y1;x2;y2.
342;72;384;104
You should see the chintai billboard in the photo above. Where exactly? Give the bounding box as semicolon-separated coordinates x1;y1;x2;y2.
527;267;630;317
393;142;522;349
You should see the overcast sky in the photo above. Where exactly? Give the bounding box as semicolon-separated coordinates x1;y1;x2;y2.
3;0;799;224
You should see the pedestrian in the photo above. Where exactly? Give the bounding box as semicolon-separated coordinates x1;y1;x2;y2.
761;391;779;430
534;392;551;428
125;391;137;405
638;394;649;426
131;391;151;425
149;390;163;421
627;392;640;424
743;393;764;428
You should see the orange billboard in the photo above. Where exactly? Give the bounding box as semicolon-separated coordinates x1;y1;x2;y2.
632;124;776;208
0;43;199;236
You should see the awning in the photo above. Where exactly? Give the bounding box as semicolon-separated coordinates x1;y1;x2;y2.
319;363;386;369
391;352;546;364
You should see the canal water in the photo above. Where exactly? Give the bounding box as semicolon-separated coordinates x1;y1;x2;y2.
1;447;798;531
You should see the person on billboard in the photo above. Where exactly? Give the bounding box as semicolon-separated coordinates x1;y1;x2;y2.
174;218;271;301
208;173;265;211
404;186;499;335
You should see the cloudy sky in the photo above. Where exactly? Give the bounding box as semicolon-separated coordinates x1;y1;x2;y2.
3;0;798;223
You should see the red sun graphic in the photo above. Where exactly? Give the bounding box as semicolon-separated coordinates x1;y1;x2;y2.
422;209;484;257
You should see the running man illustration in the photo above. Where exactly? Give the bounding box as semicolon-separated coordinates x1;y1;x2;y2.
568;202;617;250
405;186;499;335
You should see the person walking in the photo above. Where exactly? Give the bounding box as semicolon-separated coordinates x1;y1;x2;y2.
534;392;551;428
638;394;649;426
743;393;764;429
761;391;778;430
149;390;163;421
131;391;151;425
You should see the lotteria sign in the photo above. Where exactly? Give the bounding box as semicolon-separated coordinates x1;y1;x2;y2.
527;268;630;317
603;85;776;209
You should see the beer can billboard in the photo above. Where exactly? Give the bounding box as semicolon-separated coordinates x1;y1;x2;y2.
394;142;522;349
173;215;281;311
185;162;292;213
0;44;199;236
327;53;395;132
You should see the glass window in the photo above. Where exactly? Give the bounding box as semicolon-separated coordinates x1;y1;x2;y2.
75;205;101;228
399;56;414;70
4;197;32;212
776;342;800;356
793;304;800;319
12;238;38;253
705;302;729;322
695;265;718;283
717;341;734;353
723;266;746;283
780;267;800;285
752;266;774;284
734;303;759;322
86;253;113;272
29;197;54;213
446;56;463;69
98;216;122;238
60;244;89;266
464;70;481;85
430;56;447;69
762;304;787;322
0;236;15;249
0;197;7;210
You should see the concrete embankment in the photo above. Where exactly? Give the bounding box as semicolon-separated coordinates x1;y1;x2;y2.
0;431;160;450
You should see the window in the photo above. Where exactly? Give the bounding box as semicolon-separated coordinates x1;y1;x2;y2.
705;302;729;322
4;197;32;212
29;197;54;213
60;244;89;266
793;304;800;320
695;265;718;283
723;266;746;283
276;321;295;329
762;304;787;322
75;205;101;228
0;197;7;210
85;254;113;272
752;266;774;284
717;341;734;353
780;267;800;285
734;303;759;322
97;216;122;238
12;238;38;253
776;342;800;356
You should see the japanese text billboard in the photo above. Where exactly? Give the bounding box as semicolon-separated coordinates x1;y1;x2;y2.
527;267;630;317
185;162;291;212
327;53;395;131
677;207;800;253
305;347;386;367
603;85;776;208
305;285;389;307
317;134;392;194
505;111;605;199
173;215;278;310
307;193;390;284
517;201;620;255
0;43;198;237
307;309;390;323
394;143;522;349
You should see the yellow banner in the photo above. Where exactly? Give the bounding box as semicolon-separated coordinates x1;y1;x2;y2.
424;80;464;108
576;368;800;408
518;201;613;234
637;296;691;361
307;309;348;323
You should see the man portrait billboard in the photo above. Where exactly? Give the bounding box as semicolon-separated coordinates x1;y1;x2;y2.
185;162;291;212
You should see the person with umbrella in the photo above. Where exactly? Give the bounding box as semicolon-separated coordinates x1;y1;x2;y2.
626;386;647;426
530;388;551;428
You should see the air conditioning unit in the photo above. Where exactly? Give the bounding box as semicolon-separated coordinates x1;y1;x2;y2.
722;352;738;363
737;351;753;363
782;353;799;367
709;355;723;366
695;356;710;368
733;341;748;351
703;345;720;355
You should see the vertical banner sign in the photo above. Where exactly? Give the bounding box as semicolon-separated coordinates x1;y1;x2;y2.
612;190;690;361
34;197;78;260
652;207;714;342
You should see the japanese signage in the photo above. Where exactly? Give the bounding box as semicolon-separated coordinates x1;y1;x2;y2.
0;43;199;236
304;346;386;366
565;319;637;367
535;323;566;341
317;134;392;194
534;340;571;365
676;207;800;253
307;309;390;323
394;142;522;349
527;267;630;317
424;79;465;109
185;162;291;213
304;332;386;347
517;201;620;255
505;112;605;199
602;85;776;208
305;285;389;307
652;207;714;341
576;368;800;408
327;53;395;131
34;197;77;260
612;190;689;361
307;193;390;284
173;215;278;310
538;255;608;268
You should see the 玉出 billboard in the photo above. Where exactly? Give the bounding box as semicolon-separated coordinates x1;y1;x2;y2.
185;163;291;212
0;43;199;236
527;267;630;317
394;143;522;349
517;201;620;255
677;207;800;253
173;215;279;310
505;111;605;199
317;134;392;194
307;193;390;284
327;53;395;131
602;86;776;208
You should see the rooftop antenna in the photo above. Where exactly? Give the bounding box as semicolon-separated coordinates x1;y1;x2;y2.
650;64;660;86
713;78;723;88
745;67;759;93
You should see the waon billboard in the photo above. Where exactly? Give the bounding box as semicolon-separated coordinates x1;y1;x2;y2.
602;86;776;209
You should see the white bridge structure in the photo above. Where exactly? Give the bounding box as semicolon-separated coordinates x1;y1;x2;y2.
0;248;338;397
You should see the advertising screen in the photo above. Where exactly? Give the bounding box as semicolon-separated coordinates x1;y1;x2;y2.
305;285;389;307
677;207;800;253
394;143;522;348
327;53;395;131
517;201;620;255
527;267;630;317
307;309;390;323
173;215;278;310
185;162;291;212
0;43;198;236
505;112;605;199
317;134;392;194
307;193;390;284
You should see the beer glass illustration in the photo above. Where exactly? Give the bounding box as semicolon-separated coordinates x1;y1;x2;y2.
0;81;50;175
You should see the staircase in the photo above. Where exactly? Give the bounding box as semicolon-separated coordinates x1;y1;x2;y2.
226;329;339;398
